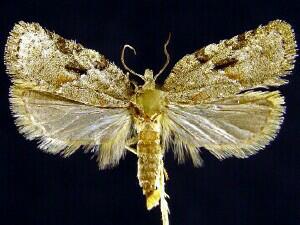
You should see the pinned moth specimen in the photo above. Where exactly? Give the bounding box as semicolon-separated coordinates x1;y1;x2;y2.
4;20;297;225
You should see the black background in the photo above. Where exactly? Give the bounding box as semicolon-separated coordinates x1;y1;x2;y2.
0;1;299;225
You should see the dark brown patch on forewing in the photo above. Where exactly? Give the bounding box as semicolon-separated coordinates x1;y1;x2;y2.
56;37;72;54
249;28;258;36
232;33;247;50
55;36;83;54
214;58;238;70
195;48;210;63
93;56;109;70
237;33;246;42
65;61;87;75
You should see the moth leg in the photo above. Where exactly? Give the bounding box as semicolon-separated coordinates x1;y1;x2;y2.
125;137;138;155
163;168;169;181
159;162;170;225
160;144;169;180
125;145;137;155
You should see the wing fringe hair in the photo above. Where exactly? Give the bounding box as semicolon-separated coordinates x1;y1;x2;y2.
10;86;132;169
162;91;285;166
203;92;285;159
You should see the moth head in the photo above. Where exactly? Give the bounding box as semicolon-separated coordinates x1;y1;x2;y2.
121;33;171;86
143;69;155;89
144;69;154;81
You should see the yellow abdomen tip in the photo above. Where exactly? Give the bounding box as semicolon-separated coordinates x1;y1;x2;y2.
146;190;161;210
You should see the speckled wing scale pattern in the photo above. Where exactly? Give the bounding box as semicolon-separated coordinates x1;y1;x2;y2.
162;20;296;166
163;20;296;103
4;20;297;225
5;21;133;107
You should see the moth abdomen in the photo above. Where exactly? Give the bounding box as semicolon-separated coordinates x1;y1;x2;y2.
137;123;163;210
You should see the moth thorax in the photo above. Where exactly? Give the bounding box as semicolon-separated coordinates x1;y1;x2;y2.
136;89;165;118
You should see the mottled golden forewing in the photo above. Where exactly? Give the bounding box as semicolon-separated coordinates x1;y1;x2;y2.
162;91;284;165
4;22;133;168
5;21;133;107
163;20;296;104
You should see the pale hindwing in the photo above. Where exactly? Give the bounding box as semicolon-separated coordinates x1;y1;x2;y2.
163;20;296;104
10;86;132;169
4;21;133;107
162;91;284;165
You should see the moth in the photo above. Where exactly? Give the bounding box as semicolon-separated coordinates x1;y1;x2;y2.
4;20;297;225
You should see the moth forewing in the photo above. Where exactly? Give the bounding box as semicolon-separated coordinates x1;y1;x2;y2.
4;21;133;107
163;20;297;104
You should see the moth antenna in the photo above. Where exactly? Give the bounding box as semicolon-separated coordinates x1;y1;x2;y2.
154;33;171;80
121;44;145;81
